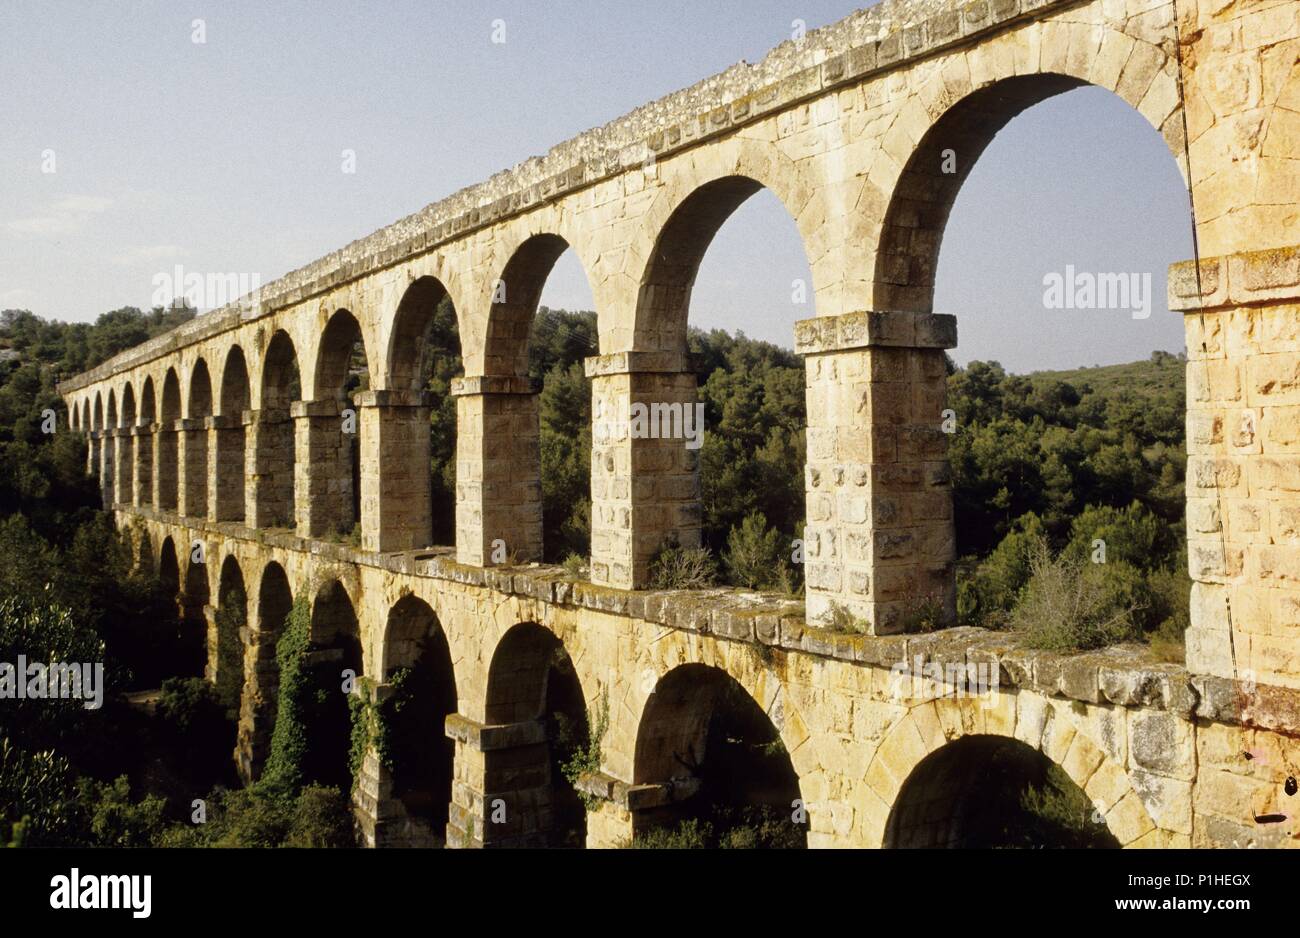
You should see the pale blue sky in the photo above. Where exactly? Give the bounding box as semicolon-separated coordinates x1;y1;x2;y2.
0;0;1193;372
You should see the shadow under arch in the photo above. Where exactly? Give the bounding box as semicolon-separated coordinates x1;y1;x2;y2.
180;541;209;677
377;594;458;845
158;536;180;599
383;276;462;546
136;529;153;574
158;368;182;511
217;345;251;522
118;383;137;503
387;276;461;392
313;309;370;533
214;554;248;717
481;622;588;847
238;560;294;782
102;389;117;502
300;578;363;791
632;663;805;848
254;330;300;529
184;358;213;516
137;376;156;501
884;734;1120;849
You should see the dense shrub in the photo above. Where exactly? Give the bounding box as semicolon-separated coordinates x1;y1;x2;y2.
722;511;789;591
0;739;84;846
1011;540;1142;651
81;775;167;847
156;676;237;785
159;783;355;848
649;543;718;590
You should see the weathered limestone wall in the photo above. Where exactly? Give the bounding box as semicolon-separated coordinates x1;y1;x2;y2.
120;508;1300;848
1174;246;1300;692
797;311;957;629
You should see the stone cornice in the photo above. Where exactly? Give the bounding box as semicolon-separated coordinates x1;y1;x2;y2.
115;501;1300;735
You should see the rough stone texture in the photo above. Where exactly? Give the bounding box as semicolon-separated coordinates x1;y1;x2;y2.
179;419;209;519
153;424;179;513
131;426;152;508
801;316;957;630
588;362;701;589
454;381;543;567
356;391;433;553
1172;246;1300;690
246;411;293;529
114;430;134;508
208;416;246;523
57;0;1300;848
291;400;355;539
106;509;1300;848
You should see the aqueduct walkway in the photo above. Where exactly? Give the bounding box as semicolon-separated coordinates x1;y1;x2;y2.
60;0;1300;847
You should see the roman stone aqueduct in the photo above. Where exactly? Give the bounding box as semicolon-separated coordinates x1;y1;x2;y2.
58;0;1300;847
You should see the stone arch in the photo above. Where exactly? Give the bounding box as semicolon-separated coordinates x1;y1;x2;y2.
314;308;371;400
120;383;136;427
137;376;156;504
99;388;118;503
302;578;363;790
140;376;156;423
118;384;137;502
589;145;816;587
157;368;182;511
312;309;369;532
180;539;209;676
184;359;214;516
480;621;589;847
213;554;247;717
238;560;294;781
869;53;1185;313
483;233;593;378
160;368;182;421
136;529;153;574
260;329;301;412
377;593;458;842
219;345;251;417
215;346;251;522
386;276;461;392
883;733;1119;848
187;358;213;419
860;698;1157;848
472;231;600;564
92;391;103;431
254;560;293;637
631;662;806;846
377;275;462;547
253;330;300;528
158;535;179;596
632;175;813;355
621;137;817;355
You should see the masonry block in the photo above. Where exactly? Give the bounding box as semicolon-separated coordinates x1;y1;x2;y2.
357;390;434;553
453;378;543;567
